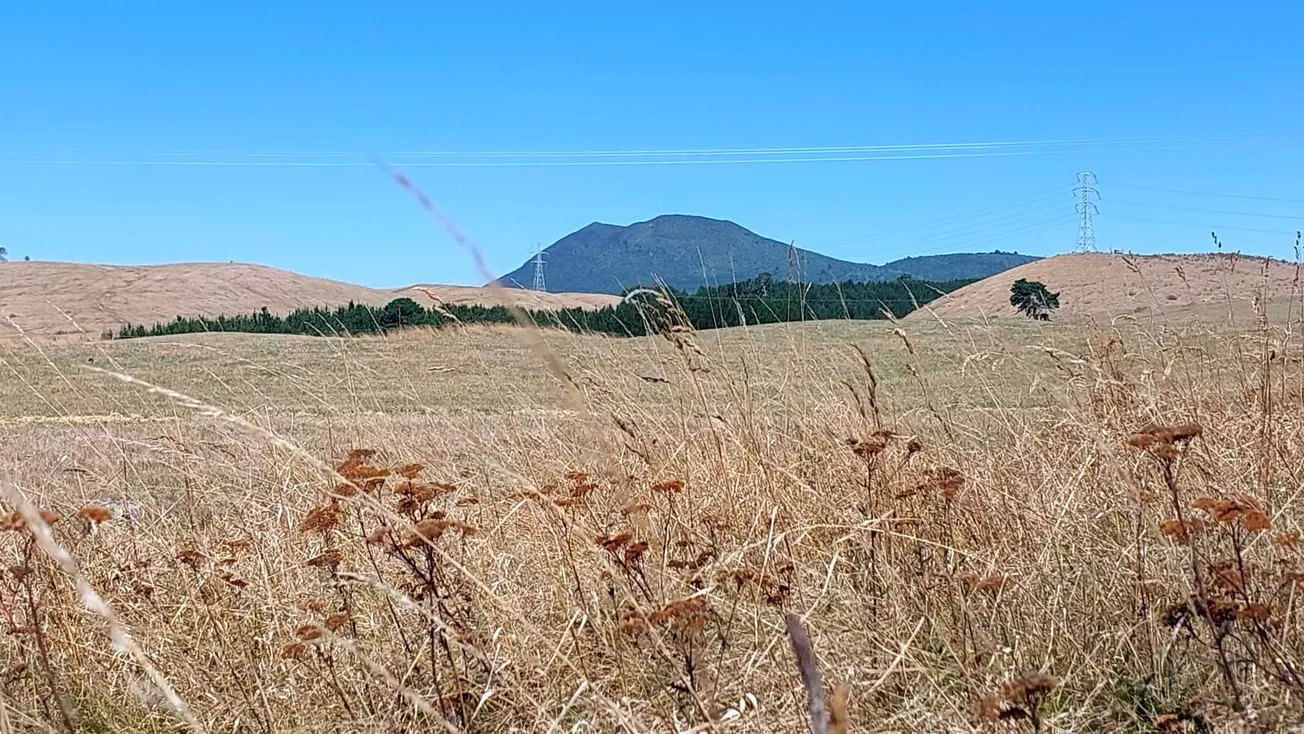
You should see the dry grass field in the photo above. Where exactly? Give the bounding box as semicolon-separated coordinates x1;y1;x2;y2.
0;261;619;342
3;266;1304;732
913;252;1303;324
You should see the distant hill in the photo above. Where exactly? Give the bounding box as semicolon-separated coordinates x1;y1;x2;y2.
0;261;617;340
884;252;1040;282
497;215;1039;294
909;252;1298;322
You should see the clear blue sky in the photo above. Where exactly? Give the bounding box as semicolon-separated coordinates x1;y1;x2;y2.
2;2;1302;288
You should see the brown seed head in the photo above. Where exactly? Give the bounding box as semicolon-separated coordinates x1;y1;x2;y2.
397;463;425;479
176;549;206;570
1244;511;1273;532
651;479;684;494
598;532;632;552
1160;518;1206;544
78;505;113;524
1238;603;1273;624
1128;423;1202;457
406;518;453;547
301;503;340;534
623;541;649;566
306;548;344;569
366;525;393;546
295;623;323;642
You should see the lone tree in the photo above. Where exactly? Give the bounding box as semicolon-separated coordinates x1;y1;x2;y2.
0;246;7;262
379;297;425;330
1010;278;1060;321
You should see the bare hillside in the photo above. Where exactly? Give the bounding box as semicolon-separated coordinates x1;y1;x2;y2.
0;261;619;340
910;252;1302;322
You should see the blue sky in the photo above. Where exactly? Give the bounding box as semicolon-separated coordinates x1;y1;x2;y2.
2;2;1302;288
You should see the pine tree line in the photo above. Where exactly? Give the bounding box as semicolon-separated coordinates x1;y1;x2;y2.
106;274;973;340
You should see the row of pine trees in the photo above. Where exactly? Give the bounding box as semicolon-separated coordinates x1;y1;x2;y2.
108;274;973;340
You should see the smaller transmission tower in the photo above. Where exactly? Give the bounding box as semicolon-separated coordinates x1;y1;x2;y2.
531;244;547;292
1074;171;1100;252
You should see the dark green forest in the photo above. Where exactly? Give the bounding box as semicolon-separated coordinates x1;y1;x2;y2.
107;274;974;340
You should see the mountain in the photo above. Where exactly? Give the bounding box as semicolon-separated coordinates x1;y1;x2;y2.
497;215;1040;294
883;252;1041;282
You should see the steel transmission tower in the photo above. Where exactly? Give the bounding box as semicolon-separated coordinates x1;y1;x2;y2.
1074;171;1100;252
531;245;547;292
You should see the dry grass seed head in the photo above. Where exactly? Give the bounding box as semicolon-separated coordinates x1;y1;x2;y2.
650;479;684;494
301;503;341;534
78;505;113;524
306;548;344;569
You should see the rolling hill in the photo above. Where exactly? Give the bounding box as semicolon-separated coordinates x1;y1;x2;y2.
0;261;618;340
910;252;1302;322
496;214;1039;294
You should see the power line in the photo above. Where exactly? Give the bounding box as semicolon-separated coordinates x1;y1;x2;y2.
0;132;1279;161
1105;182;1304;205
867;212;1075;255
388;132;1279;158
1099;212;1300;236
1109;199;1304;221
814;186;1070;250
1;135;1295;169
0;148;1118;168
822;214;1074;266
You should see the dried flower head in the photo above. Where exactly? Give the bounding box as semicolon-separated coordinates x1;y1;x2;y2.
1237;603;1273;624
623;541;649;567
979;671;1059;726
917;467;965;500
1161;601;1193;628
959;572;1010;594
366;525;393;546
597;532;632;552
648;596;709;632
1128;423;1202;458
299;596;331;614
1244;511;1273;532
336;449;390;491
651;479;684;494
295;623;324;642
668;551;713;572
407;518;453;546
300;503;341;534
396;463;425;480
176;549;206;570
621;502;653;516
1160;518;1207;544
78;505;113;524
306;548;344;569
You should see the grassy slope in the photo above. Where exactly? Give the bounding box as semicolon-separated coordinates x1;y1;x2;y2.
2;309;1302;731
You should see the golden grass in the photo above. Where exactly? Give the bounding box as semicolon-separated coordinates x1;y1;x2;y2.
2;291;1304;731
0;261;619;342
912;251;1303;323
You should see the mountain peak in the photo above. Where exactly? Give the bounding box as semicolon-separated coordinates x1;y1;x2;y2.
497;216;1039;294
